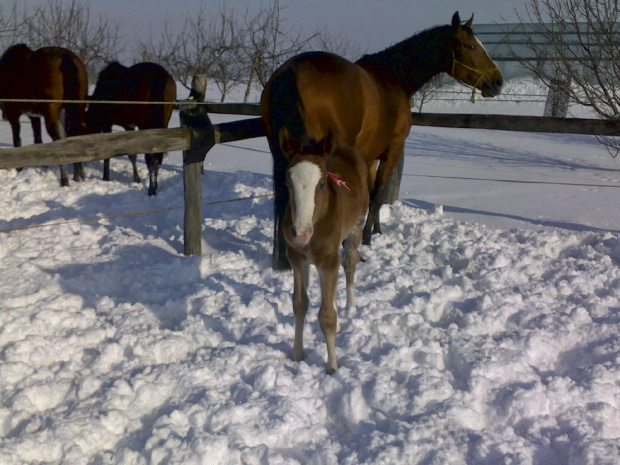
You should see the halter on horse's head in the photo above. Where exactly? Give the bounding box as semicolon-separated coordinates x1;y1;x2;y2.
448;12;504;101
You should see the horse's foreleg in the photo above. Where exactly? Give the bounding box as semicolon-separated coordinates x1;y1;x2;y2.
289;250;310;363
343;214;366;309
146;153;163;196
318;254;340;374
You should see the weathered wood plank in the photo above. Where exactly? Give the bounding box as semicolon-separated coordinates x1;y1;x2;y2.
215;117;265;144
411;113;620;136
183;160;203;256
0;127;191;169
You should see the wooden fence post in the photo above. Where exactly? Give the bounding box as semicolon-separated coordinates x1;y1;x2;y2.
179;104;215;256
189;74;207;102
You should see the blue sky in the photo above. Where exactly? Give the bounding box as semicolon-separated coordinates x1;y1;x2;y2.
70;0;530;52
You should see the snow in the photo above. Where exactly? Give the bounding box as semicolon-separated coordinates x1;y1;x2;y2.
1;78;619;465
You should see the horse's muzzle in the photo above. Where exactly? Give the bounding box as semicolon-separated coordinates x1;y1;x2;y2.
292;225;313;247
481;75;504;97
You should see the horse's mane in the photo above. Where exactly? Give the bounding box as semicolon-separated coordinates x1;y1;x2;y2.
355;24;455;97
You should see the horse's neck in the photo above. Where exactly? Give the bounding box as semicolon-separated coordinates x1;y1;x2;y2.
356;25;452;98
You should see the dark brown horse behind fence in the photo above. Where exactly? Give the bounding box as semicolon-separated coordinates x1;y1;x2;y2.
261;12;504;270
0;44;88;186
281;128;369;374
87;61;176;196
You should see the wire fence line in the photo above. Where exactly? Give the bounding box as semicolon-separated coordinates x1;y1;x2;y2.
0;192;274;234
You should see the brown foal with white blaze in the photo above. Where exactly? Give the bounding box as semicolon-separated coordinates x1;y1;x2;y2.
280;128;369;374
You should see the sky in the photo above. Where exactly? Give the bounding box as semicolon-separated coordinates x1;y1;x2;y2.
16;0;531;53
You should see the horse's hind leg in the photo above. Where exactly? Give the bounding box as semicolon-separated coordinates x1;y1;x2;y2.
363;146;404;245
342;214;365;309
145;153;163;196
44;110;71;186
318;253;340;374
289;249;310;363
30;116;43;144
129;155;140;183
103;159;111;181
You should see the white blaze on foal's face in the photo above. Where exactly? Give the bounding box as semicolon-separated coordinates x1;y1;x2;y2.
289;160;322;245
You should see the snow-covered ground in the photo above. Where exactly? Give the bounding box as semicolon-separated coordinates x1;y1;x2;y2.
1;79;619;465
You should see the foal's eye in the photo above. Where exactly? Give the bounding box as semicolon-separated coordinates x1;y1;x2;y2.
468;44;476;50
319;182;326;190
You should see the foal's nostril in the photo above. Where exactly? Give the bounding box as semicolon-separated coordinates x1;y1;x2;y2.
495;78;504;90
292;226;297;238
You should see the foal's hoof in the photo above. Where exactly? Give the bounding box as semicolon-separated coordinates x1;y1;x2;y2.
326;366;337;375
133;176;141;184
60;178;70;187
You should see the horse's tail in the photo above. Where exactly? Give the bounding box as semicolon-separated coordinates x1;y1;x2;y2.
266;66;306;270
149;72;175;130
60;54;86;137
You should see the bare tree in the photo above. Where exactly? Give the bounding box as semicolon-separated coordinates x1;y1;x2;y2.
139;2;243;99
240;0;316;102
312;29;366;61
411;74;446;113
16;0;124;74
516;0;620;118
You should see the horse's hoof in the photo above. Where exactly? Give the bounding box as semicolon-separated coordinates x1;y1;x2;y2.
133;177;141;184
326;366;337;375
60;179;69;187
148;189;157;196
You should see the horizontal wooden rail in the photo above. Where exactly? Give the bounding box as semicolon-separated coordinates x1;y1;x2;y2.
411;113;620;135
0;127;190;169
0;117;264;170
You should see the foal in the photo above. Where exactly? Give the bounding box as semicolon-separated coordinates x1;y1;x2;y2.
280;128;369;374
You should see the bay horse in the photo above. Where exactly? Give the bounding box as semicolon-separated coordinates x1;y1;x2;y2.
0;44;88;186
281;128;369;374
87;61;176;196
261;12;504;270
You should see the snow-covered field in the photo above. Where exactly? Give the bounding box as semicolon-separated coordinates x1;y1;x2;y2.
1;79;619;465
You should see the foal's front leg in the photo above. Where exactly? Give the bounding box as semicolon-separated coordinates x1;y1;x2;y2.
289;250;310;363
318;253;340;374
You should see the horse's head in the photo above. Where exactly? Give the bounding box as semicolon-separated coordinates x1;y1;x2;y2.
447;12;503;98
280;128;335;247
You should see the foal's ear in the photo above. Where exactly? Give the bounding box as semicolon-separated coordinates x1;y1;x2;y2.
321;129;336;156
279;127;299;160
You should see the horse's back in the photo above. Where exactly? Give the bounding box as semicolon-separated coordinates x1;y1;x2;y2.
91;61;176;130
262;51;367;147
262;51;410;161
27;47;88;101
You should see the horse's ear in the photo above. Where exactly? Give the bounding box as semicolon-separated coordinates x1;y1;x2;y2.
321;129;335;155
452;11;461;29
279;127;299;160
464;13;474;29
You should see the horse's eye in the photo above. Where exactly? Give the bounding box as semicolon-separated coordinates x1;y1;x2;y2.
468;44;476;50
320;182;326;190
